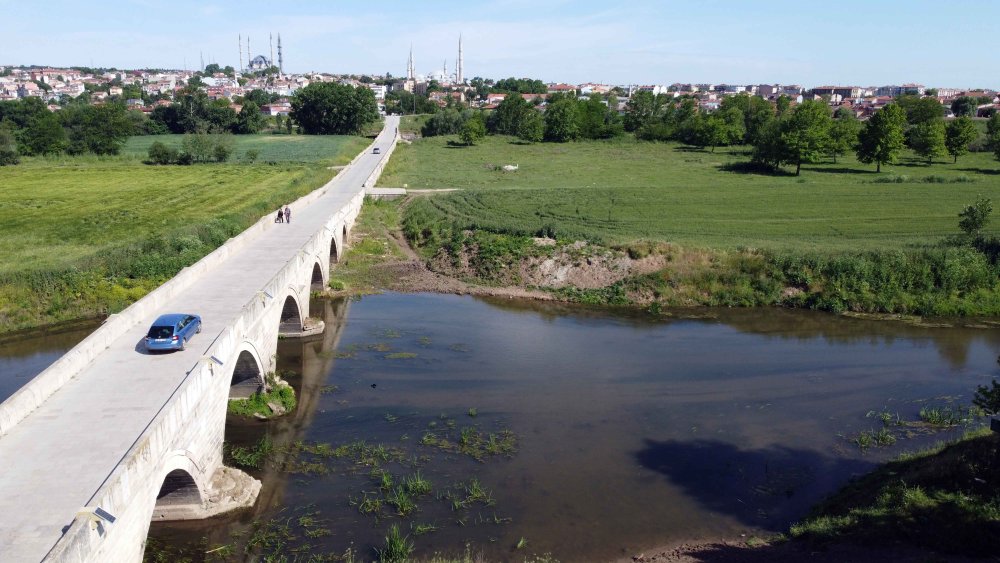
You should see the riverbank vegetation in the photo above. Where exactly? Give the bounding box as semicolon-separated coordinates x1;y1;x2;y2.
791;427;1000;557
0;134;368;335
380;133;1000;317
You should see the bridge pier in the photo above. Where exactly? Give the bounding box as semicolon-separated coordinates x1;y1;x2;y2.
153;466;261;521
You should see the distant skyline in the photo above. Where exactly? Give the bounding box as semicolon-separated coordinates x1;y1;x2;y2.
2;0;997;89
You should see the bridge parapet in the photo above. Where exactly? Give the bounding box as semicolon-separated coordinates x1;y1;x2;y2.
15;118;400;563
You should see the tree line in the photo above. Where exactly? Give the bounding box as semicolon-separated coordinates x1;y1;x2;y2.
0;96;135;164
420;92;622;145
623;91;999;174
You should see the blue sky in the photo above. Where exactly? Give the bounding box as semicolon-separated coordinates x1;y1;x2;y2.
2;0;996;88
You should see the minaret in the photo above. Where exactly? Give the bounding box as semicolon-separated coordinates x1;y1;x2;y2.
270;33;275;69
443;59;447;81
277;34;284;75
458;34;463;84
238;35;243;72
247;37;251;68
407;45;414;81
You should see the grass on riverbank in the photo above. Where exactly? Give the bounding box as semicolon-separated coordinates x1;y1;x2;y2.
382;134;1000;317
790;428;1000;557
328;198;409;293
382;135;1000;252
0;134;369;334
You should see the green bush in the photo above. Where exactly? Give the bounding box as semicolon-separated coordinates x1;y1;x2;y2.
146;141;177;165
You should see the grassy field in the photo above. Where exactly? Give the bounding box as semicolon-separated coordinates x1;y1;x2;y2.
0;134;369;333
380;135;1000;252
123;134;369;164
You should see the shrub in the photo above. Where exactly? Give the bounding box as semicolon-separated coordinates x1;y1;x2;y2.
147;141;177;165
0;149;19;166
973;380;1000;414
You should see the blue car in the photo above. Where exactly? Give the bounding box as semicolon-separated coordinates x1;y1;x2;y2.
145;313;202;352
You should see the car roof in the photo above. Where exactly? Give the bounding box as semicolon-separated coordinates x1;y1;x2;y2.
152;313;194;325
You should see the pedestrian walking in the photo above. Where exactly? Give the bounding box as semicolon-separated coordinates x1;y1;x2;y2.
284;205;291;224
275;208;284;223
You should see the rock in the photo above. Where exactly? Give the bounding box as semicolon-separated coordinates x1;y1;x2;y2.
253;412;268;421
267;401;286;415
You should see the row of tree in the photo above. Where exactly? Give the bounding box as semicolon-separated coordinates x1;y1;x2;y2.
620;91;999;174
420;93;622;144
0;96;135;162
149;88;267;135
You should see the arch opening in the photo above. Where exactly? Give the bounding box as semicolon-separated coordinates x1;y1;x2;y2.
155;469;202;507
330;237;340;264
279;295;303;333
230;349;263;399
310;262;325;291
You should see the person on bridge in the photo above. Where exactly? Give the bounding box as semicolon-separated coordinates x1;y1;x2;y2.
284;205;291;223
275;208;284;223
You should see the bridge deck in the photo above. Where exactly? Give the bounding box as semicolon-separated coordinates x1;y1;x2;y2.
0;117;398;562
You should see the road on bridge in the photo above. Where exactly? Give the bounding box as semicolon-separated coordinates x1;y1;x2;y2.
0;116;399;562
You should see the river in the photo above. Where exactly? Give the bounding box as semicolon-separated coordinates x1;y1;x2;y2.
3;294;997;562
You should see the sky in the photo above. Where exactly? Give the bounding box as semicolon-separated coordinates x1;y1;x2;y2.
2;0;997;88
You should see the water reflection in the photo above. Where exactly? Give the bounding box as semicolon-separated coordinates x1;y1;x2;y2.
3;295;999;561
0;321;99;402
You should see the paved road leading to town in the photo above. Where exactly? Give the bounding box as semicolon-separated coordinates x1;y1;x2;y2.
0;116;398;562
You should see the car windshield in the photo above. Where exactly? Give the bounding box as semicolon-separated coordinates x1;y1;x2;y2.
147;326;174;339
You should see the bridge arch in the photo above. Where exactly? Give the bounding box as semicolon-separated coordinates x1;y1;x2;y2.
279;292;303;334
230;345;264;399
330;235;340;264
310;261;325;291
151;453;206;520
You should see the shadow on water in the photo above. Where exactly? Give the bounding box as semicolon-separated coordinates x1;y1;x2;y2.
634;439;875;530
480;296;1000;370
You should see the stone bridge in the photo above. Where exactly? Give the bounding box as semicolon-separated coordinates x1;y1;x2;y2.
0;116;400;562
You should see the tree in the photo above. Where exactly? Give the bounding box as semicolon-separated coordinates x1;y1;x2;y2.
290;82;379;135
576;94;621;139
459;114;486;146
62;103;133;155
421;108;468;137
517;109;544;143
779;99;832;175
945;116;978;163
895;94;944;125
235;101;266;134
487;94;532;135
987;113;1000;162
623;90;662;132
20;112;67;155
493;77;547;94
951;96;978;118
244;89;273;107
0;120;19;165
959;197;992;238
719;93;774;144
544;98;578;142
909;119;946;164
694;114;728;152
857;104;907;172
827;108;861;163
775;95;791;117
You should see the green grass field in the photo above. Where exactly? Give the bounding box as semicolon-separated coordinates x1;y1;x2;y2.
123;134;369;164
0;134;369;332
380;135;1000;252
